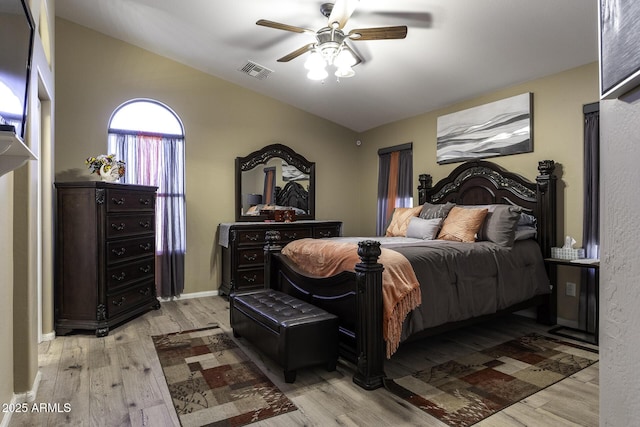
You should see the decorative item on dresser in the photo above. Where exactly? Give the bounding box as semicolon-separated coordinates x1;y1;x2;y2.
54;182;161;337
218;220;342;295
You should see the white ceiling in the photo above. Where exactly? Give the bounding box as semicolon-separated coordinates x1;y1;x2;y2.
55;0;599;132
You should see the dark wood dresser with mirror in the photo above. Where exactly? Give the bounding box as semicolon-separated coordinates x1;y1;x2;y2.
54;182;161;336
221;143;341;295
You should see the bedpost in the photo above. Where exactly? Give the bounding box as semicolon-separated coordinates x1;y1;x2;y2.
535;160;557;258
353;240;385;390
264;230;282;290
535;160;557;325
418;173;433;205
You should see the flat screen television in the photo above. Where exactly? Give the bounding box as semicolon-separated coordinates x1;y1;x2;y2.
0;0;35;140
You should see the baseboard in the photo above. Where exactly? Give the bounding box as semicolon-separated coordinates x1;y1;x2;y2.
40;331;56;342
13;370;42;404
0;394;17;427
158;289;219;302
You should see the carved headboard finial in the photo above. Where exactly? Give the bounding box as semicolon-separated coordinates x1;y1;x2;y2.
537;159;555;176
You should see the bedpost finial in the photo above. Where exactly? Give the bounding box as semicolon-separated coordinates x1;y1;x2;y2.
357;240;382;265
537;160;555;176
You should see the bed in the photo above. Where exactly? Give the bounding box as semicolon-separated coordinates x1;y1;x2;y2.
263;159;557;390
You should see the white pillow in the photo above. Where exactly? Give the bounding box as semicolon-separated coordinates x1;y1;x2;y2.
406;217;442;240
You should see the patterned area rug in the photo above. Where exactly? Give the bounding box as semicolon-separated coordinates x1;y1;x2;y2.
385;333;598;427
152;326;297;427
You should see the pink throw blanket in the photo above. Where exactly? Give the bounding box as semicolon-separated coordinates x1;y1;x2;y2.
281;239;421;357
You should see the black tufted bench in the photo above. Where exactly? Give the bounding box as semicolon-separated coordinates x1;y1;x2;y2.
230;289;339;383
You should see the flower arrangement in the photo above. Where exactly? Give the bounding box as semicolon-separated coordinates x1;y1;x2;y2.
85;154;125;178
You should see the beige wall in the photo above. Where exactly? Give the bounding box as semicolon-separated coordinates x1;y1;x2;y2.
0;174;15;414
359;62;600;321
1;0;55;417
54;19;363;298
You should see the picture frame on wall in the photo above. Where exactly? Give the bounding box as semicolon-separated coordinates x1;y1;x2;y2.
436;93;533;165
600;0;640;99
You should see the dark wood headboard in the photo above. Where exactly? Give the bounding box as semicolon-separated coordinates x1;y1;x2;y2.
417;160;557;257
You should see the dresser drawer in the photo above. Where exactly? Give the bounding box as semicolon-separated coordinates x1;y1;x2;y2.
108;281;155;317
279;227;312;243
235;267;264;289
107;236;155;264
106;214;155;239
313;225;341;238
106;189;155;213
237;247;265;267
107;257;155;292
237;229;266;245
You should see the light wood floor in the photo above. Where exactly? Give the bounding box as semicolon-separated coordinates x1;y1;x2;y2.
8;296;599;426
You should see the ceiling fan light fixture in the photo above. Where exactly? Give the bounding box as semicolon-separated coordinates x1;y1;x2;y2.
334;48;357;68
304;50;326;70
335;66;355;78
307;67;328;81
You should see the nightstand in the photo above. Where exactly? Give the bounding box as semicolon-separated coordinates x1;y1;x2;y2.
545;258;599;345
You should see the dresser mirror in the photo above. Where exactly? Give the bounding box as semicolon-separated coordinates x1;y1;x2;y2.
235;143;315;221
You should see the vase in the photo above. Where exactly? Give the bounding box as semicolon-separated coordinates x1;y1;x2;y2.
99;164;120;182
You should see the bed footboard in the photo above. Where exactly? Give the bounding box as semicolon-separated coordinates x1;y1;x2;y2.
264;231;386;390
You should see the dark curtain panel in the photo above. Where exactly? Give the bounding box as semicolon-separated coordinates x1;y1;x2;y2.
376;153;391;235
111;133;186;297
581;108;599;333
376;146;413;236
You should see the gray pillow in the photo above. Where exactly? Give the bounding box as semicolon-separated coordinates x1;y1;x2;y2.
419;202;455;220
476;205;522;247
406;217;442;240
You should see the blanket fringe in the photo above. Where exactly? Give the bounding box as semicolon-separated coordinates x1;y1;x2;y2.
385;286;422;358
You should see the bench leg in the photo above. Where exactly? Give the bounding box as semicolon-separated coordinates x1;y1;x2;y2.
284;370;297;383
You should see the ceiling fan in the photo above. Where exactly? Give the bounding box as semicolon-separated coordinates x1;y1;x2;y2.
256;0;408;80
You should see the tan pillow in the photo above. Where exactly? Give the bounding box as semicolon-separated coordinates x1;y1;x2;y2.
437;206;489;242
385;206;423;237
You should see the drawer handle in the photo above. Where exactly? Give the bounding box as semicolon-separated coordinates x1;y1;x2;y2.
318;231;333;237
139;287;151;296
111;272;126;281
139;220;151;229
111;198;125;205
242;274;257;283
112;296;126;306
139;265;152;273
243;253;258;261
284;232;297;239
139;198;151;206
112;248;126;256
111;223;126;231
243;234;259;241
139;243;153;251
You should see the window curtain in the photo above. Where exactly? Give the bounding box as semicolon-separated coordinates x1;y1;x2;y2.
376;144;413;235
581;106;599;333
263;167;276;205
109;133;186;297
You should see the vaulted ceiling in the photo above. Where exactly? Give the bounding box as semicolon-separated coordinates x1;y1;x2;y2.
56;0;598;132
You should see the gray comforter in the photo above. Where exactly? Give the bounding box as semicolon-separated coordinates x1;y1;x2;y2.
331;237;550;342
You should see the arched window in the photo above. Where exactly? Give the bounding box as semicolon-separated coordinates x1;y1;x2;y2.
108;99;186;297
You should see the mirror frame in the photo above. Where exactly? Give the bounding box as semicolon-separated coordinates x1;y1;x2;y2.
235;143;316;222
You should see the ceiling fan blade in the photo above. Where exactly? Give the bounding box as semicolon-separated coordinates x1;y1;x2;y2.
277;43;315;62
349;26;408;41
328;0;359;29
256;19;314;34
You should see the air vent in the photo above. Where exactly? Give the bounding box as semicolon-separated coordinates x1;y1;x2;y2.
239;61;273;80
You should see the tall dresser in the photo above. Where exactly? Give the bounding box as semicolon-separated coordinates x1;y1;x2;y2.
55;182;160;336
219;221;342;295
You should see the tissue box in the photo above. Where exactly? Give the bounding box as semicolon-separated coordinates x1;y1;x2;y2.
551;247;586;260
